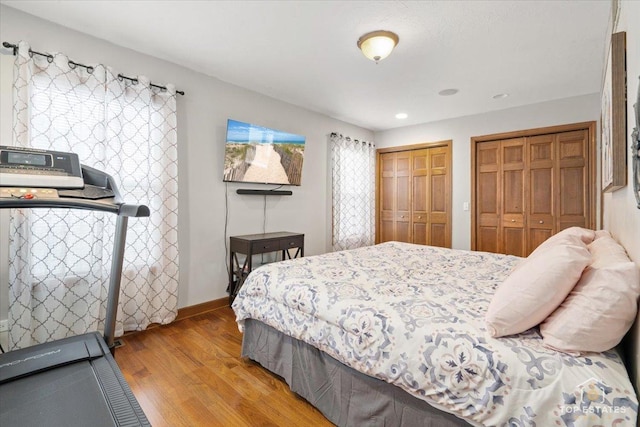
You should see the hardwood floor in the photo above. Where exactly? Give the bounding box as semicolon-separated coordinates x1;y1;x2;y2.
115;307;334;427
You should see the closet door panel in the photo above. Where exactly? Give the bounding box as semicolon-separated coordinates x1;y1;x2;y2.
527;135;555;253
478;227;499;253
476;142;501;253
431;177;447;214
429;174;448;247
396;152;411;243
431;173;447;213
396;220;411;243
412;221;428;245
396;153;411;213
504;227;526;257
528;229;553;253
411;149;429;244
559;167;587;229
501;139;526;257
503;170;523;218
430;149;447;170
379;153;396;243
380;211;395;243
412;175;428;212
430;223;447;248
501;139;525;220
557;130;589;230
429;147;450;247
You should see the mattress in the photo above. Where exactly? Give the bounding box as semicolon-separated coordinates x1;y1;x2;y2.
233;241;638;426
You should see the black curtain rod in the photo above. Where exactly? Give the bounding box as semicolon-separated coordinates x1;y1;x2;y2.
2;41;184;96
116;74;185;96
330;132;374;146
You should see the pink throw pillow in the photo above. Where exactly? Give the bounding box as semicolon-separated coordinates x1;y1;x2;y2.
529;226;596;258
540;236;640;353
486;234;590;337
594;229;611;240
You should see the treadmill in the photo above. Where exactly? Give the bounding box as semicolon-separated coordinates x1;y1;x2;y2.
0;146;151;426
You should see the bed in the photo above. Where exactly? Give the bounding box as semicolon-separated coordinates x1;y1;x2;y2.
232;241;639;426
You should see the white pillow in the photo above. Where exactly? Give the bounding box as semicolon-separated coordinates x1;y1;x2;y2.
486;234;590;337
541;235;640;353
528;226;596;259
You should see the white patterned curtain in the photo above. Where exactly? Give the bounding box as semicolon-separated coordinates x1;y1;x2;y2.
8;41;179;350
330;133;376;251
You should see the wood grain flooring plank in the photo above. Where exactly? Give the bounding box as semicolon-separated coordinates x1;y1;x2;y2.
115;307;333;427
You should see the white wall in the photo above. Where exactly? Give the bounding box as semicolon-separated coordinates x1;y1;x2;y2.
0;5;373;313
0;54;11;327
603;0;640;395
374;94;600;250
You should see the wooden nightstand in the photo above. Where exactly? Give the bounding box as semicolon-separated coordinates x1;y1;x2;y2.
228;231;304;304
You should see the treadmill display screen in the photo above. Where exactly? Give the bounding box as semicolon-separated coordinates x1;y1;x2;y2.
7;151;48;166
0;146;83;188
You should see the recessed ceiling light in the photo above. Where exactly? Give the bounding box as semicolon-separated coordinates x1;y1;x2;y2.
493;93;509;99
395;113;408;119
438;88;459;96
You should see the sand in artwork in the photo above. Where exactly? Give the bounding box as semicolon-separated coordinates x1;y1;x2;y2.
242;144;290;184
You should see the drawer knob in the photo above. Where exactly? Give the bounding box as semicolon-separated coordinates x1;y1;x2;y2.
290;242;295;246
539;220;544;224
418;215;422;219
400;215;404;218
511;219;515;222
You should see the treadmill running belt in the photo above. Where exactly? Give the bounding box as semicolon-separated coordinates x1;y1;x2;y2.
1;362;116;427
0;333;150;427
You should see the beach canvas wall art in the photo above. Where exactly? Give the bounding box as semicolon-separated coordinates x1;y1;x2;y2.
223;119;305;186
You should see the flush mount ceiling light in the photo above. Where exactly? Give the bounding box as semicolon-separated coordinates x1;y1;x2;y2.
395;113;408;119
357;30;399;63
493;93;509;99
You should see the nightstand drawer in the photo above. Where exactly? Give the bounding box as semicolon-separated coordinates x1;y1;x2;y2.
251;238;281;254
280;235;304;250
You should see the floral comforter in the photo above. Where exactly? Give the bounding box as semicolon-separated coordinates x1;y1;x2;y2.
233;242;638;426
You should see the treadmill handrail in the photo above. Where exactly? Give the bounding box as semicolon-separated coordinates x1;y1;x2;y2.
0;199;149;217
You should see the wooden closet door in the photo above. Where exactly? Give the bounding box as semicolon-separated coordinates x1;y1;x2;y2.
527;134;555;253
379;152;396;243
557;130;590;230
411;149;429;245
376;141;452;247
379;151;411;243
501;138;526;257
395;151;412;242
476;142;501;253
473;122;594;257
428;147;451;247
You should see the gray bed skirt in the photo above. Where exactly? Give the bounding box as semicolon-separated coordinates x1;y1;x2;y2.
242;319;472;427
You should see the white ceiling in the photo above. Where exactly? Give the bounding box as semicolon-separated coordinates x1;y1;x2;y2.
2;0;611;131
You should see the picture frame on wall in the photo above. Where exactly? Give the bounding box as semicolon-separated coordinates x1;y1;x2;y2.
601;31;627;193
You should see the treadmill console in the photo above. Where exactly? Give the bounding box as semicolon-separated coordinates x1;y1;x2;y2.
0;146;84;189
